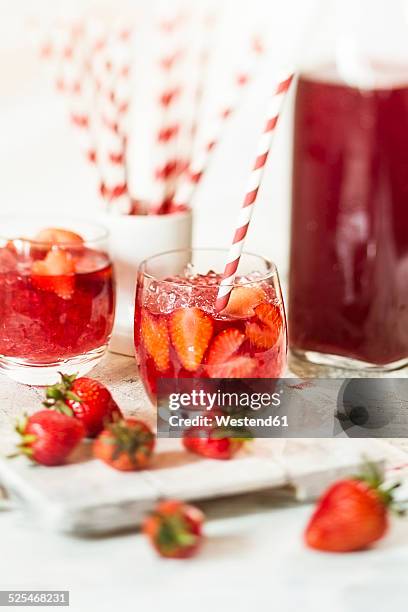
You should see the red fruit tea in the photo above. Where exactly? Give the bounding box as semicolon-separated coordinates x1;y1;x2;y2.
0;244;115;363
289;68;408;367
135;271;287;402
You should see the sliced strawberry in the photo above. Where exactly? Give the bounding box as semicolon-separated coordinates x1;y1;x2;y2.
31;248;76;299
223;286;265;317
169;307;213;372
32;248;76;275
141;311;170;372
246;302;282;350
5;240;18;253
256;302;282;327
246;324;277;349
206;328;245;372
34;227;84;245
210;356;255;378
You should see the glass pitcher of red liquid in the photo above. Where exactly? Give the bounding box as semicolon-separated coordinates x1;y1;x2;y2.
289;0;408;371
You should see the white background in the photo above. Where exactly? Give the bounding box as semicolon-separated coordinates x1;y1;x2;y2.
0;0;322;282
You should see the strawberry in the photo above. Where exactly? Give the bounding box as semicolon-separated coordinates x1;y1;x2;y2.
305;464;402;553
13;410;85;466
143;500;204;559
246;302;282;350
206;328;247;377
183;426;245;460
209;355;255;378
224;286;265;317
44;373;122;438
207;328;245;365
33;227;84;246
5;240;18;253
93;418;155;471
141;311;170;372
31;248;76;299
169;307;213;371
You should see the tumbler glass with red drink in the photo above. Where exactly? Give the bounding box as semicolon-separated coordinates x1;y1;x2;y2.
0;216;115;384
135;249;287;403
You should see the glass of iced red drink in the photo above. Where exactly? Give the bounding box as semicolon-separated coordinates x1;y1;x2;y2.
0;216;115;384
134;249;287;403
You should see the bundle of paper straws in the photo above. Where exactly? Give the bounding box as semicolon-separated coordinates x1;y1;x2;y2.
38;11;267;216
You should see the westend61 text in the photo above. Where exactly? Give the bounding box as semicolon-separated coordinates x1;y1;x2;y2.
168;413;289;428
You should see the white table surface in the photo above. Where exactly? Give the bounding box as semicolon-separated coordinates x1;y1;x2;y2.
1;352;408;612
1;478;408;612
1;438;408;612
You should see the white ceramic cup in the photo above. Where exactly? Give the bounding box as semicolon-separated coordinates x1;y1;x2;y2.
99;210;193;356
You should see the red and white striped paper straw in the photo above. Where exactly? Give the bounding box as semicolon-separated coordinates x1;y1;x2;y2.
67;26;101;166
151;13;188;212
94;27;133;213
39;18;134;213
215;70;294;312
173;35;264;209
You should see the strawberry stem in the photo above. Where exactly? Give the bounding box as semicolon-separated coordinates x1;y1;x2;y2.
10;414;36;461
354;459;405;516
105;419;154;466
156;513;197;553
43;372;81;415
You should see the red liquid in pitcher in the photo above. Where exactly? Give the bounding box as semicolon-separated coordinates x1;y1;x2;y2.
289;67;408;366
